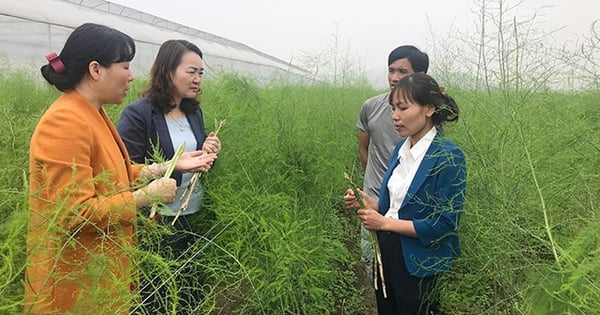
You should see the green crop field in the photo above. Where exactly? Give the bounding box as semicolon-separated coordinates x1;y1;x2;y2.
0;68;598;314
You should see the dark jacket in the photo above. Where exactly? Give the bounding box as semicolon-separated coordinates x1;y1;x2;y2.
117;97;207;185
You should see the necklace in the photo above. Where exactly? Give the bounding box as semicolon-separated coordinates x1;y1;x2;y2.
167;112;187;132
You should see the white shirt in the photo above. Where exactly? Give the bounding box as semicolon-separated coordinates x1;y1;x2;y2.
384;127;437;219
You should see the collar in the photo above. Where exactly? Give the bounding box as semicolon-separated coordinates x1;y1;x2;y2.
398;127;437;161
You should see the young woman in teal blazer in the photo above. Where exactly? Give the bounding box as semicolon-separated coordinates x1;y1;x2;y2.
345;73;466;314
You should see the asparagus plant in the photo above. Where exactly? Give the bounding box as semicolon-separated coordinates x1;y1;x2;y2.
344;172;387;298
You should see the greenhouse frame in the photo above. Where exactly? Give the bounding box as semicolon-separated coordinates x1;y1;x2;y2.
0;0;309;82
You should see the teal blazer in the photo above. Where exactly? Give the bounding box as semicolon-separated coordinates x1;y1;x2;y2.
377;133;466;278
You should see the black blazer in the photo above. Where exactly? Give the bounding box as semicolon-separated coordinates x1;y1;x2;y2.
117;97;207;185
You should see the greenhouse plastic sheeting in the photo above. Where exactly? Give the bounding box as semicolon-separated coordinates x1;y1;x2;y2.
0;0;309;82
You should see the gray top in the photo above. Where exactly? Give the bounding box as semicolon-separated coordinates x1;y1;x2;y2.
159;118;203;216
356;92;402;198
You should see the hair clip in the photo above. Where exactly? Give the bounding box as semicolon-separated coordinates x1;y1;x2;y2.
46;52;66;74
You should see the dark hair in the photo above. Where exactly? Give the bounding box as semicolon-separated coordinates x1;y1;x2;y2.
143;39;203;114
389;73;459;129
40;23;135;92
388;45;429;73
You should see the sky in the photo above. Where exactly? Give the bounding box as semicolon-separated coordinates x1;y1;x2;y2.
110;0;598;85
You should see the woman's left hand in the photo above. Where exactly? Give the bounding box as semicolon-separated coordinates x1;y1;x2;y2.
202;132;221;154
176;150;218;173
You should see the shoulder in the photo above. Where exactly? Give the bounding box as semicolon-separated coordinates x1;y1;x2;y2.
120;98;162;122
122;97;155;113
432;134;466;164
359;92;391;121
362;92;390;108
441;137;464;155
45;93;94;124
33;95;94;141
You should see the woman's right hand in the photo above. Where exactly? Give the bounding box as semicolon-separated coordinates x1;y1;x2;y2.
133;177;177;208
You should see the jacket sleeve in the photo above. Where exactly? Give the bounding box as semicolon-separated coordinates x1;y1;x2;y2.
413;146;467;247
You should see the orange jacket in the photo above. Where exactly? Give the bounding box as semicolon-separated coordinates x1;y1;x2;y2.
25;91;142;314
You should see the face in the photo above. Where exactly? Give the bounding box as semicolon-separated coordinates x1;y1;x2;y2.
172;51;203;105
99;61;134;105
387;58;414;90
390;91;434;143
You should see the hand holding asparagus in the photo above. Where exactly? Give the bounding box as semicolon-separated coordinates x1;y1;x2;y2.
172;119;226;225
343;172;387;298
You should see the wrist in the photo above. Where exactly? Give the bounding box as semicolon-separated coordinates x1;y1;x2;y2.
132;189;149;208
380;217;391;232
153;163;168;176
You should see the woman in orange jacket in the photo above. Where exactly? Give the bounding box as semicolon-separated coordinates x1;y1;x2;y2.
24;23;217;314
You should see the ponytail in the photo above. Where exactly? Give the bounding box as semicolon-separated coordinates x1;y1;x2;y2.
391;73;460;130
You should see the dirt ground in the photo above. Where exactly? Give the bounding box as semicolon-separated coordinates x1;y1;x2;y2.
362;285;378;315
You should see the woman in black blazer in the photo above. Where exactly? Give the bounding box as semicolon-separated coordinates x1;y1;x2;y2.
117;39;219;314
